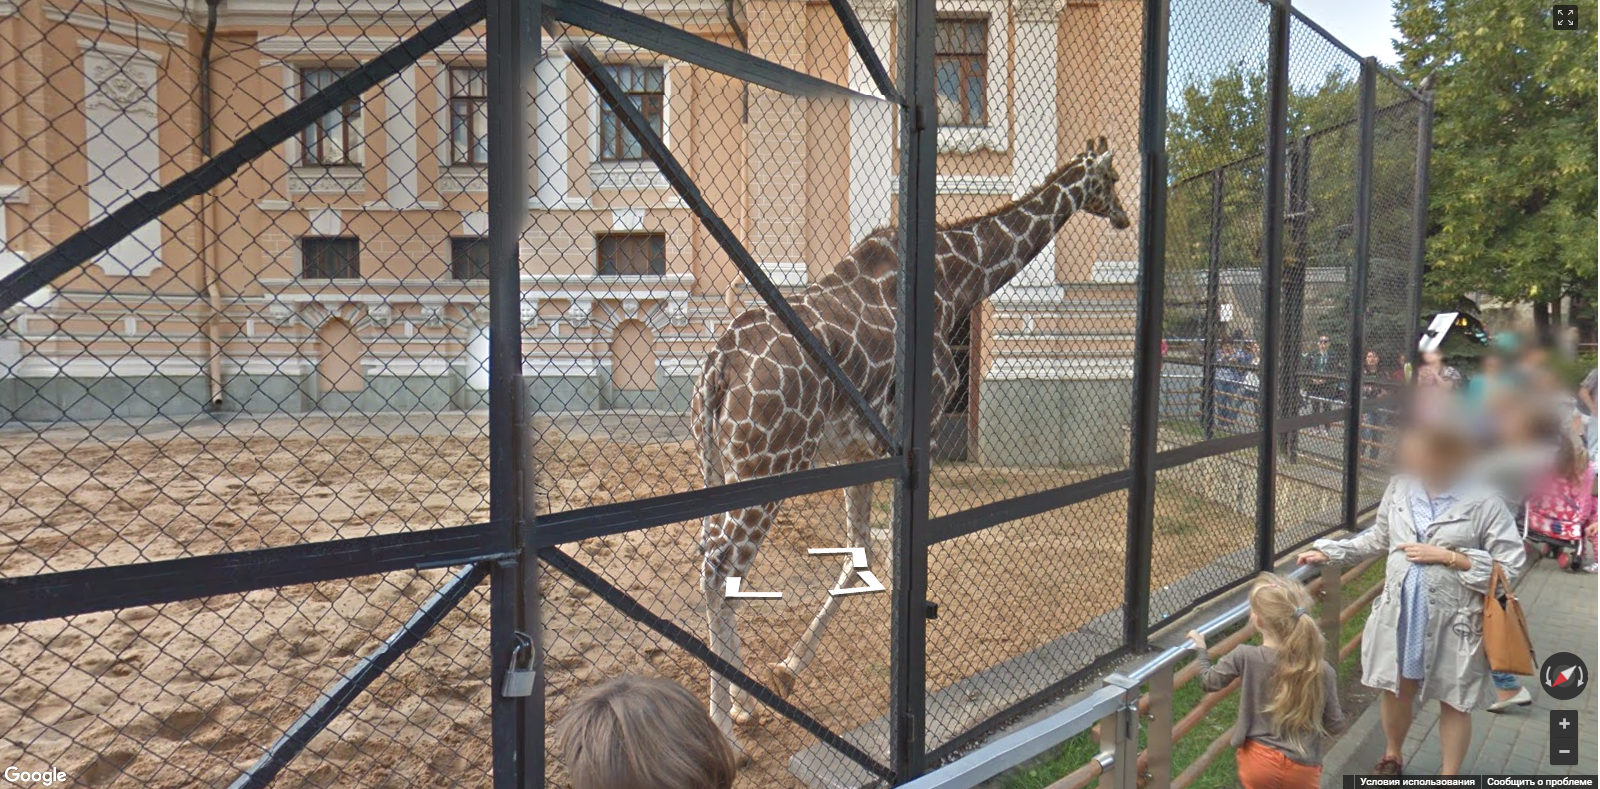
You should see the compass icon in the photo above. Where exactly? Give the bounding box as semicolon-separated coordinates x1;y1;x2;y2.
1541;652;1589;701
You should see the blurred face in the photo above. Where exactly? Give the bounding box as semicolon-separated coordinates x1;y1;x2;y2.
1318;336;1330;351
1483;355;1503;374
1423;349;1444;367
1498;407;1536;446
1397;426;1471;485
1365;350;1380;369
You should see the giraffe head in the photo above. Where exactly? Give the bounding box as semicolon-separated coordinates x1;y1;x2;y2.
1079;137;1130;230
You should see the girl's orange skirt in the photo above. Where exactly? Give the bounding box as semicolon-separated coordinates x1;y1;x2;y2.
1236;739;1322;789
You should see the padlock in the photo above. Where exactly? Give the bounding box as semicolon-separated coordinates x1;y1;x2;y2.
501;631;538;698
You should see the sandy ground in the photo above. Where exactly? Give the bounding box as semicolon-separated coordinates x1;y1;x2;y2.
0;411;1257;788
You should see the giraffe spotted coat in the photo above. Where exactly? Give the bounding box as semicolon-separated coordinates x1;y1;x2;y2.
689;138;1131;740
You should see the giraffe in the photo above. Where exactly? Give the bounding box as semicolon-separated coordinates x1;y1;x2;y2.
690;137;1131;744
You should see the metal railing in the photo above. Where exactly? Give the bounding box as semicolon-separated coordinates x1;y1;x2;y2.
898;554;1384;789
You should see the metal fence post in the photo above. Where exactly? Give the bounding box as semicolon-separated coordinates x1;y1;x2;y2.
1319;562;1343;668
1341;58;1378;533
892;0;937;775
488;1;539;787
1255;0;1291;571
1281;136;1310;463
1406;79;1436;375
1200;168;1224;441
1144;664;1175;789
1099;673;1142;789
1123;0;1171;653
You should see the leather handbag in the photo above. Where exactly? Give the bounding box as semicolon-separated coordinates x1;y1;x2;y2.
1483;562;1536;675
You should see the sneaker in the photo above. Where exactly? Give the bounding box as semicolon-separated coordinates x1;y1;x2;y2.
1374;756;1403;776
1488;686;1534;712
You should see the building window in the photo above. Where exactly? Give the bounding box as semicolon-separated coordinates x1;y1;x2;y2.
934;18;987;127
597;233;666;276
300;68;363;166
597;65;664;162
451;236;490;280
302;237;360;279
449;67;488;165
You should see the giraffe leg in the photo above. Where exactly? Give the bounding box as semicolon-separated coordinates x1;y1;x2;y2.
771;483;876;698
706;587;737;739
722;602;760;727
703;505;770;732
706;590;754;765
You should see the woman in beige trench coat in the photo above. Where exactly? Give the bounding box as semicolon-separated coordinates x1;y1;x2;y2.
1299;423;1525;776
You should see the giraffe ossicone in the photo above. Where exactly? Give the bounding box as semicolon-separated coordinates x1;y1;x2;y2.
689;136;1131;743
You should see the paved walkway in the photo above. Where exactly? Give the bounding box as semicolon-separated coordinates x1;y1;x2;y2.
1328;557;1598;781
1399;558;1598;776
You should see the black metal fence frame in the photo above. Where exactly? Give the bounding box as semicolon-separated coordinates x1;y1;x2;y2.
0;0;1433;783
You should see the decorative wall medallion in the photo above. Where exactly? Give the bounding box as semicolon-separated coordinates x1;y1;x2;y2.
564;299;591;328
85;58;156;118
367;303;393;327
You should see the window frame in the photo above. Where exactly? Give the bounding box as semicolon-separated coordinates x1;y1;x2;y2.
595;232;667;277
448;67;489;166
301;236;361;280
596;64;666;163
934;17;989;128
450;236;491;281
299;67;363;167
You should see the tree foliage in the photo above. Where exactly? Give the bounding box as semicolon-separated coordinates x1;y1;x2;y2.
1394;0;1598;310
1162;63;1418;363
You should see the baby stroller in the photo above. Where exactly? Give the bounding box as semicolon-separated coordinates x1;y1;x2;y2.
1522;465;1596;572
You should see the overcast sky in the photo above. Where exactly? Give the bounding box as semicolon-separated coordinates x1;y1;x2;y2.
1293;0;1403;64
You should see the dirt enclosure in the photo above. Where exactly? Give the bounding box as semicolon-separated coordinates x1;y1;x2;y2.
0;411;1254;788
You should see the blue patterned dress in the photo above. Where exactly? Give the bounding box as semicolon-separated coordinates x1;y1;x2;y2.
1396;484;1460;680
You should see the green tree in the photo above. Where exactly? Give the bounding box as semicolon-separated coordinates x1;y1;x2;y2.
1168;65;1359;183
1394;0;1598;337
1164;64;1419;363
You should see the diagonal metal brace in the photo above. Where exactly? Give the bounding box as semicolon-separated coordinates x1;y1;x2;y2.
0;0;488;315
539;546;896;781
227;562;488;789
547;0;886;104
823;0;902;103
568;43;897;454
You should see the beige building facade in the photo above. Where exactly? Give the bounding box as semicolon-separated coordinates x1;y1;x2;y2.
0;0;1141;461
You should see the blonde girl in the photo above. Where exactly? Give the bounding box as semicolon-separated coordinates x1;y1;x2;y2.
1187;573;1346;789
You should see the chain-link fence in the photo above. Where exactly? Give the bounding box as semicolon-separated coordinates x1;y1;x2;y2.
0;0;1428;784
1147;0;1429;637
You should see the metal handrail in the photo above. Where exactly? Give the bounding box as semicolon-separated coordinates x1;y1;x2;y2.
893;563;1329;789
895;685;1127;789
1125;563;1314;685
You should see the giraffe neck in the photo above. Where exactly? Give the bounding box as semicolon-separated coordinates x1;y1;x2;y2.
944;157;1092;314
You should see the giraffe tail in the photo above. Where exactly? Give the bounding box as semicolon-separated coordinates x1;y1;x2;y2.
695;346;730;589
696;344;729;489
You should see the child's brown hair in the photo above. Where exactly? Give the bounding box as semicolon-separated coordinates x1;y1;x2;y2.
1553;426;1590;485
556;675;738;789
1248;573;1329;754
